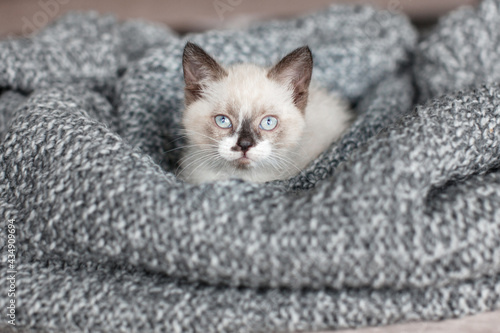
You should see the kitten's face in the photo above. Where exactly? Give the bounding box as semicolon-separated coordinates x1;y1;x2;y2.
181;43;312;177
183;64;306;170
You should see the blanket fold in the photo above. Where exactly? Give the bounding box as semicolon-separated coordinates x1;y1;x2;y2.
1;1;500;332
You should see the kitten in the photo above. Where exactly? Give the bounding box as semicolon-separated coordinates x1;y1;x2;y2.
178;42;352;184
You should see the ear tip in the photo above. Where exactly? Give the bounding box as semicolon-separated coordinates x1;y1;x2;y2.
287;46;312;63
300;45;313;58
183;42;192;58
183;42;203;55
184;41;193;50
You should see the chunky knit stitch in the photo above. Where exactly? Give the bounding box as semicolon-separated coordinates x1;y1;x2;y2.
1;1;499;332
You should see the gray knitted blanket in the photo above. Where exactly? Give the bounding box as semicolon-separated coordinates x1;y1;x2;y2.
1;1;500;332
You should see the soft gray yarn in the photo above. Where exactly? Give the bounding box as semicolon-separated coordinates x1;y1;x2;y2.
0;1;499;332
414;0;500;101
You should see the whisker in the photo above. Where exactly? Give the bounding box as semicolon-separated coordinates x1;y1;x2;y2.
269;151;303;175
177;152;219;178
163;135;189;147
163;143;217;155
184;153;221;180
176;149;218;174
178;129;219;144
177;149;218;170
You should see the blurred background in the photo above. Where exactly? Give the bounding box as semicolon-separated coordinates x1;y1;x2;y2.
0;0;481;38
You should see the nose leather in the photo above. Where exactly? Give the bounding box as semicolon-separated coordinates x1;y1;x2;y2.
237;137;254;152
234;119;256;152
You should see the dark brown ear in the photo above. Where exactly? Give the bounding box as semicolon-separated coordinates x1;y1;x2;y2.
182;42;227;105
267;46;313;112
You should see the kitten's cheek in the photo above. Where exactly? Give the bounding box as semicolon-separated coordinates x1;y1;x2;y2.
218;143;240;161
217;137;240;162
247;143;272;162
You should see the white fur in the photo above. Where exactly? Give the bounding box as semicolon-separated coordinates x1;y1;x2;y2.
179;64;352;184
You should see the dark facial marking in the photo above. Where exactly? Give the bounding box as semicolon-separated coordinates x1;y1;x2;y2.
232;119;256;153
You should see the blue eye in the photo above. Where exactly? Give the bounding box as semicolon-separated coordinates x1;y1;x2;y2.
215;115;232;129
259;116;278;131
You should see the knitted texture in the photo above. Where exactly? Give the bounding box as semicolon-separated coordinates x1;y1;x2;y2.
1;1;500;332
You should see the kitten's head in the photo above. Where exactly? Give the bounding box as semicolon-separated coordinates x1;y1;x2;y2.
181;42;312;176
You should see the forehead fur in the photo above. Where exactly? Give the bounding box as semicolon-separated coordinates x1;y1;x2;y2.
200;63;299;118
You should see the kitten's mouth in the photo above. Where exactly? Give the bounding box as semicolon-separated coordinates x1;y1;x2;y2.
235;156;252;169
